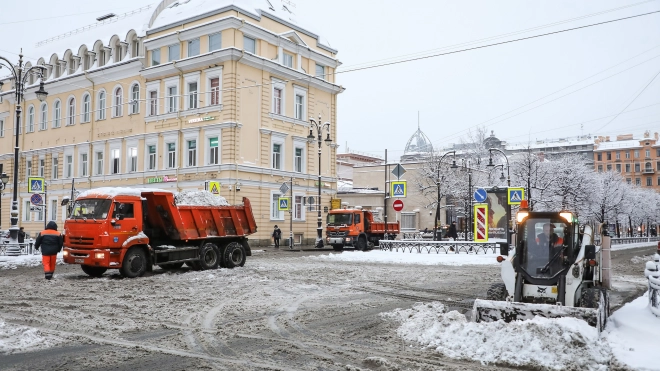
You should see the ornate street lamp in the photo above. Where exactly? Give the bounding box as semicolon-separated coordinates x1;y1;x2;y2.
0;53;48;255
307;114;332;248
487;148;511;187
433;151;458;241
0;172;8;228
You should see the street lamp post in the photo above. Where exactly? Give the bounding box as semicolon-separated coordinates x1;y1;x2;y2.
487;148;511;187
0;53;48;255
0;172;9;228
307;114;332;248
487;164;507;185
434;151;458;241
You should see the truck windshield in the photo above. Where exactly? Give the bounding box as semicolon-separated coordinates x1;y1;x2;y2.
327;213;353;226
69;199;112;220
521;218;570;279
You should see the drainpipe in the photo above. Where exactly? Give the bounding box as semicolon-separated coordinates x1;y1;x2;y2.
83;71;95;189
233;18;246;205
172;57;185;192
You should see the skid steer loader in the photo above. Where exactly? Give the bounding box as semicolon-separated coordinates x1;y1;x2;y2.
473;201;610;332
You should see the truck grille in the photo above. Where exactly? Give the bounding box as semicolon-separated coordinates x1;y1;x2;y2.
327;231;347;238
67;236;95;246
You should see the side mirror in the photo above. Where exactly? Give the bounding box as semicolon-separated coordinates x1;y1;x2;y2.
499;242;509;256
584;245;596;260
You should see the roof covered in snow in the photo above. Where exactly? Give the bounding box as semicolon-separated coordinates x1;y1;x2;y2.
594;139;643;151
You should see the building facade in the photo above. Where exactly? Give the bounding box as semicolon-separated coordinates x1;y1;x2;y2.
0;0;344;245
593;132;660;191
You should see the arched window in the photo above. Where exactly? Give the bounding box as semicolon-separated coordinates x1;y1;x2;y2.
131;84;139;114
113;87;123;117
40;103;48;131
53;100;61;128
67;98;75;126
98;91;106;120
82;94;90;123
645;162;653;172
27;106;35;132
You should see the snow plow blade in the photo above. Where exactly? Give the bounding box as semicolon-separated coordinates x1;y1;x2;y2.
472;299;598;328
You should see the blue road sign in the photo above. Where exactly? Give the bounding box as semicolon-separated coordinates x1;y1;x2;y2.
474;188;487;203
30;193;43;206
278;197;290;211
508;188;525;205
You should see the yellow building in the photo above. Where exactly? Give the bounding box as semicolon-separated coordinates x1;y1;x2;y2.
0;0;344;245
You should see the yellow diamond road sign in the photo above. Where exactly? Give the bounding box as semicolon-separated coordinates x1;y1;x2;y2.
28;177;45;193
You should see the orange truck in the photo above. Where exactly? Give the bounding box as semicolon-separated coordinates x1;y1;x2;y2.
325;208;400;251
62;188;257;278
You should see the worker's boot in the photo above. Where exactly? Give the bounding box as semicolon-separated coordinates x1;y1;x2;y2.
45;272;53;280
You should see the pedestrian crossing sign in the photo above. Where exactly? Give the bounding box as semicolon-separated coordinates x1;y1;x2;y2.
391;181;407;198
508;188;525;205
28;177;45;193
278;197;290;211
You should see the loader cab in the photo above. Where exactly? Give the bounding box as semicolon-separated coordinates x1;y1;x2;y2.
516;212;578;284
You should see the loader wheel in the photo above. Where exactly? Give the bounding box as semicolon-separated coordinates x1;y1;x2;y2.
332;245;344;251
120;247;147;278
581;288;601;309
357;236;367;251
199;243;220;270
224;242;246;269
486;283;508;301
81;265;107;278
159;262;184;270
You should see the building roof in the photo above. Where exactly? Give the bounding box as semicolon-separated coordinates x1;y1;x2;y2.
505;136;594;152
404;125;433;155
594;139;643;151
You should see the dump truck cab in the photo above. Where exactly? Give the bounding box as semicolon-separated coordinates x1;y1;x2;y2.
325;209;399;251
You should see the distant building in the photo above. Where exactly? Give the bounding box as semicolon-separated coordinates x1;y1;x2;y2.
400;125;434;162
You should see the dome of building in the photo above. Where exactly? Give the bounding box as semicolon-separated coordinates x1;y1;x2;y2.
404;125;434;156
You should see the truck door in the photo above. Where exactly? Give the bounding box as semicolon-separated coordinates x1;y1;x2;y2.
110;201;140;247
355;213;362;233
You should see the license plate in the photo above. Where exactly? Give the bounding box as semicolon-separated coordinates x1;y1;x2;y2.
75;259;85;264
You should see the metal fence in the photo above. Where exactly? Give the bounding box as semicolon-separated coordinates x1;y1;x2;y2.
379;240;499;254
0;241;38;256
645;255;660;317
594;236;659;246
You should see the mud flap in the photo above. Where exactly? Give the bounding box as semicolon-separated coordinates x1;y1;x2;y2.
472;299;598;328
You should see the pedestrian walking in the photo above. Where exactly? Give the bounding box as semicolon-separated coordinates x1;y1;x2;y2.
272;225;282;248
18;227;26;244
447;221;458;241
34;221;63;280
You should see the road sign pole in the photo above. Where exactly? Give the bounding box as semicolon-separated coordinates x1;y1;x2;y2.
44;182;47;229
290;176;293;249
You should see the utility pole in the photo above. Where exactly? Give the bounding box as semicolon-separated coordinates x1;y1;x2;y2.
384;149;388;239
289;176;293;249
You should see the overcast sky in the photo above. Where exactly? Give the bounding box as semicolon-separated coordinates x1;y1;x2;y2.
1;0;659;160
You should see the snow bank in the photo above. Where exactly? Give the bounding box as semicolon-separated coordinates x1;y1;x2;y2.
604;293;660;370
0;319;63;354
313;250;498;266
0;253;63;269
611;242;660;251
77;187;171;199
122;231;148;247
175;190;230;206
382;302;610;370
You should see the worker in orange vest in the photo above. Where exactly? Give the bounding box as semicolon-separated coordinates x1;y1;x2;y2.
34;221;63;280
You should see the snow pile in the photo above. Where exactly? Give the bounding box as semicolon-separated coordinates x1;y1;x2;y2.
77;187;171;199
122;231;148;247
0;319;63;354
612;242;660;251
382;302;611;370
313;250;498;266
0;253;63;269
604;293;660;370
175;190;230;206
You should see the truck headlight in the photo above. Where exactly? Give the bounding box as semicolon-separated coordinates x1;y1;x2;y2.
95;252;105;259
63;250;69;257
345;237;351;242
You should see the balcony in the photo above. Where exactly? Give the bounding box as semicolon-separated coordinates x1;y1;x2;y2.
643;168;655;174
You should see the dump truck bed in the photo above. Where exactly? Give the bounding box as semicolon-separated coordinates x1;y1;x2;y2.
369;221;400;234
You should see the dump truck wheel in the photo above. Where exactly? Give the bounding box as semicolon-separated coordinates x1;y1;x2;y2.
81;265;107;277
160;262;184;270
486;283;508;301
224;242;246;269
120;247;147;278
199;243;220;270
332;245;344;251
357;236;367;251
581;287;601;308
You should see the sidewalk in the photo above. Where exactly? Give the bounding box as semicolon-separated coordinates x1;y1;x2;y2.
259;244;335;252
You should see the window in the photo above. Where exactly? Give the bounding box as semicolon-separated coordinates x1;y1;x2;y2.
597;165;602;172
113;202;135;219
27;106;34;132
634;150;639;158
53;101;61;127
294;195;303;220
0;120;4;137
167;143;176;168
82;94;90;123
645;162;653;172
26;160;32;180
149;91;157;116
151;49;160;66
209;137;219;165
283;53;293;68
647;177;652;186
616;164;621;172
187;82;198;110
129;147;137;172
40;103;48;130
113;87;123;117
606;164;612;171
626;151;631;159
168;44;180;62
147;145;156;170
657;161;660;171
315;64;325;80
187;140;196;167
657;149;660;157
188;38;200;57
658;177;660;186
98;91;106;120
646;150;651;158
243;36;256;54
271;193;283;220
65;155;73;178
616;152;620;160
95;152;103;175
111;149;120;174
295;147;303;173
596;153;602;161
625;164;631;172
636;178;641;186
606;152;611;160
209;33;221;51
81;153;88;176
635;163;641;172
272;143;282;169
130;84;139;114
210;78;220;106
52;157;58;179
167;86;178;113
50;199;57;221
295;94;304;120
36;203;44;222
273;88;282;115
67;98;75;126
626;178;632;184
39;159;45;177
23;200;31;222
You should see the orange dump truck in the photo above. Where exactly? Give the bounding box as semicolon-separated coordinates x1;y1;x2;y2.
63;188;257;278
325;208;400;251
